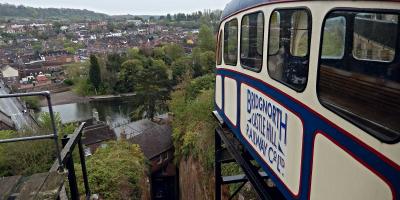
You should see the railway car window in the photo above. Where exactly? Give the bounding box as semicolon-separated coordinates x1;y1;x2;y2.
224;19;238;66
268;9;311;91
269;12;280;55
318;11;400;143
290;11;309;57
353;13;397;62
240;12;264;70
321;16;346;59
217;31;222;65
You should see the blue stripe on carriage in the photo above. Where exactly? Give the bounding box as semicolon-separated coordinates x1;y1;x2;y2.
216;68;399;200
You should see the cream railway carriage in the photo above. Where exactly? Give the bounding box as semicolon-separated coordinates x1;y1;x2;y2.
214;0;400;199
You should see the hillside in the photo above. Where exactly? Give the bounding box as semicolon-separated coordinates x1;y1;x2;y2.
0;3;108;21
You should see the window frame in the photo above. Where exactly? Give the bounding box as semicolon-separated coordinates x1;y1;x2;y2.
266;7;313;92
217;30;223;65
316;8;400;144
240;10;265;72
223;18;239;66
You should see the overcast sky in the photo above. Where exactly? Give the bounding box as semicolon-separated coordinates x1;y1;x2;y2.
0;0;230;15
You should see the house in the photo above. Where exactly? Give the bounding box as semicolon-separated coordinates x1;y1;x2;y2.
1;65;19;83
120;114;178;199
36;74;48;83
81;122;116;156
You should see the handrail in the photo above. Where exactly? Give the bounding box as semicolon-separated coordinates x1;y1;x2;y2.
50;122;91;200
50;122;86;172
0;91;63;170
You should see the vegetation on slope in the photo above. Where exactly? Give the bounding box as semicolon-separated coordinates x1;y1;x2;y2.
0;113;75;176
170;74;216;170
76;141;148;199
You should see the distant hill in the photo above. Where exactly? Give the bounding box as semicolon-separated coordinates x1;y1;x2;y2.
0;3;109;21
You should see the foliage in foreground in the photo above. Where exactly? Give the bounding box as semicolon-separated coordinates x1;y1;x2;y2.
169;74;216;170
0;112;76;176
76;140;148;199
22;96;40;111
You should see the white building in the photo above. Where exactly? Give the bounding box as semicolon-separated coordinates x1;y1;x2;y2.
1;65;19;82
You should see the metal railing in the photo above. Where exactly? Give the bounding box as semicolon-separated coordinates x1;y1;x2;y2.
0;91;63;169
50;122;91;200
0;91;91;199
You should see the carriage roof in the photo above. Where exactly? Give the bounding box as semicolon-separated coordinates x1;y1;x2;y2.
221;0;299;20
220;0;399;20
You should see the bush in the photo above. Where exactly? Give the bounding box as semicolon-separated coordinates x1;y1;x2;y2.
73;79;95;96
0;112;74;176
76;141;148;199
169;74;216;170
22;96;40;111
63;79;74;86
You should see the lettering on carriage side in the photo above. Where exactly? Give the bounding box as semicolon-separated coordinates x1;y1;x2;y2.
245;89;288;176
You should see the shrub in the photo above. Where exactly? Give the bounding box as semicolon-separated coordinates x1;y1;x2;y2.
22;96;40;111
76;141;148;199
63;78;74;86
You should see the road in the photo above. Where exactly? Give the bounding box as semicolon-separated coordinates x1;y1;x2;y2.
0;81;35;130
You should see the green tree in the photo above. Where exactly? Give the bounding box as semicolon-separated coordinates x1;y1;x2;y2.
171;57;192;84
199;51;216;75
191;47;203;77
198;24;215;52
89;55;102;93
105;53;125;92
153;47;165;60
64;46;76;54
163;43;184;65
76;140;147;199
133;59;171;119
117;59;144;93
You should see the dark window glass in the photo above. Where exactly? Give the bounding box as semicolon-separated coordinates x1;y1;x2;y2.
353;13;398;62
241;12;264;70
268;9;311;91
224;19;238;66
319;11;400;142
217;31;223;65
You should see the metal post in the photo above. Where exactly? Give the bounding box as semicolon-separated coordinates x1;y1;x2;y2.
215;129;222;200
78;139;91;199
62;136;79;200
46;93;63;170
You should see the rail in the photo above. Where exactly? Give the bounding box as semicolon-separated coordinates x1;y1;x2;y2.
0;91;63;169
0;91;91;199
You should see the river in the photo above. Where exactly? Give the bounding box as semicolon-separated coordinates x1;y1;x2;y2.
40;97;140;126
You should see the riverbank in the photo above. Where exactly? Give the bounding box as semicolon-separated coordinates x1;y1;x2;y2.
39;90;89;107
39;90;136;107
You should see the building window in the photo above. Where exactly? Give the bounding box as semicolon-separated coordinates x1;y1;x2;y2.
224;19;239;66
268;9;311;91
241;11;264;71
318;11;400;143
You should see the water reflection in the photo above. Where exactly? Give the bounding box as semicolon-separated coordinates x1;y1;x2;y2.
40;97;139;125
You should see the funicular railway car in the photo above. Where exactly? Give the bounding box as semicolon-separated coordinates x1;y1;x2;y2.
214;0;400;199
